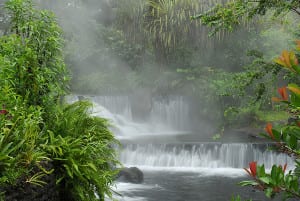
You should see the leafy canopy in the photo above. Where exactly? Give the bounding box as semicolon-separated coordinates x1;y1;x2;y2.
192;0;300;35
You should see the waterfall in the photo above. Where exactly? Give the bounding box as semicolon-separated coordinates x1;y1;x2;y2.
67;95;293;171
120;143;293;169
150;96;189;130
68;95;191;137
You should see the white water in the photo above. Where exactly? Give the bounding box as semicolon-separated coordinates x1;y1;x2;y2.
68;95;190;138
81;95;294;201
120;143;293;169
68;95;293;171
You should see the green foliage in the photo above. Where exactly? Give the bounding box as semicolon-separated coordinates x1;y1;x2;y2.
230;195;252;201
175;51;281;128
0;0;119;200
193;0;300;35
42;101;118;201
102;27;144;69
1;0;69;106
145;0;201;50
242;162;299;199
194;1;300;200
236;39;300;201
192;1;249;35
256;111;289;122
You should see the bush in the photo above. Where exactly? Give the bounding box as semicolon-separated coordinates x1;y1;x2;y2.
0;0;119;200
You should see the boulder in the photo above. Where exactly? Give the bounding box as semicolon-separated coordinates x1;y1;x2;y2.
117;167;144;184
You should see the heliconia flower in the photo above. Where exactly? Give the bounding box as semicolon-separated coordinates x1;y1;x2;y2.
272;87;288;102
274;50;298;72
265;123;274;139
278;87;288;101
244;161;257;177
0;109;8;115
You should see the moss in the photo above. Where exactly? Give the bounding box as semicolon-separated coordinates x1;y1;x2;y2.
256;110;289;122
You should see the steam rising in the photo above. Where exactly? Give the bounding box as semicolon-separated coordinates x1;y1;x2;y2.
35;0;296;138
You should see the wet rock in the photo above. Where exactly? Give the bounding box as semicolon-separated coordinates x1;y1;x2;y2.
117;167;144;184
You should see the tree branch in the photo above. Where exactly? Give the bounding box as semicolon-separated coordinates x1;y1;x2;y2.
291;7;300;16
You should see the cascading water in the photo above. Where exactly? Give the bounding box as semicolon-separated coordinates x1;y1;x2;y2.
69;95;191;137
150;96;190;130
68;95;293;170
69;95;294;201
120;143;293;169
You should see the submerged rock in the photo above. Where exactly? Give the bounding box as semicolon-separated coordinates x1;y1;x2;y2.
117;167;144;184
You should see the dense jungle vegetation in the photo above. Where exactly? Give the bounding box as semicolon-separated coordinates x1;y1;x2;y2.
34;0;300;132
0;0;118;200
0;0;300;200
195;0;300;200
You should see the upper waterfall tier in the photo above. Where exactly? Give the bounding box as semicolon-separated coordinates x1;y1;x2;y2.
68;95;192;137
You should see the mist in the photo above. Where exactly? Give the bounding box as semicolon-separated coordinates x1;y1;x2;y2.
33;0;296;140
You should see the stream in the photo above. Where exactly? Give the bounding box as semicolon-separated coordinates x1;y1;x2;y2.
69;95;294;201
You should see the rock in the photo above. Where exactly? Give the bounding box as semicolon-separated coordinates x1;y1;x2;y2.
117;167;144;184
0;161;60;201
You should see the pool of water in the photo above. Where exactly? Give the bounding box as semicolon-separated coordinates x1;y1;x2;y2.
109;168;288;201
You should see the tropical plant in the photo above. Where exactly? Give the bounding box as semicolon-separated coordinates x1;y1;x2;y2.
233;45;300;200
0;0;119;200
144;0;201;64
193;0;300;200
2;0;68;107
192;0;300;35
43;101;119;201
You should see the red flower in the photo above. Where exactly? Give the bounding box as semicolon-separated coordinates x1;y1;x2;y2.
272;87;288;102
278;87;288;101
265;123;274;139
283;163;287;173
0;109;8;115
279;163;287;174
244;161;257;177
249;161;257;177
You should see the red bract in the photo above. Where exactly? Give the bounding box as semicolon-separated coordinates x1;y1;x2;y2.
272;87;289;102
283;163;287;173
278;87;288;101
0;109;8;115
265;123;274;140
244;161;257;177
249;161;257;177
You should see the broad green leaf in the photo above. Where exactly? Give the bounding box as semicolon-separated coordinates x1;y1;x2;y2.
259;176;271;184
